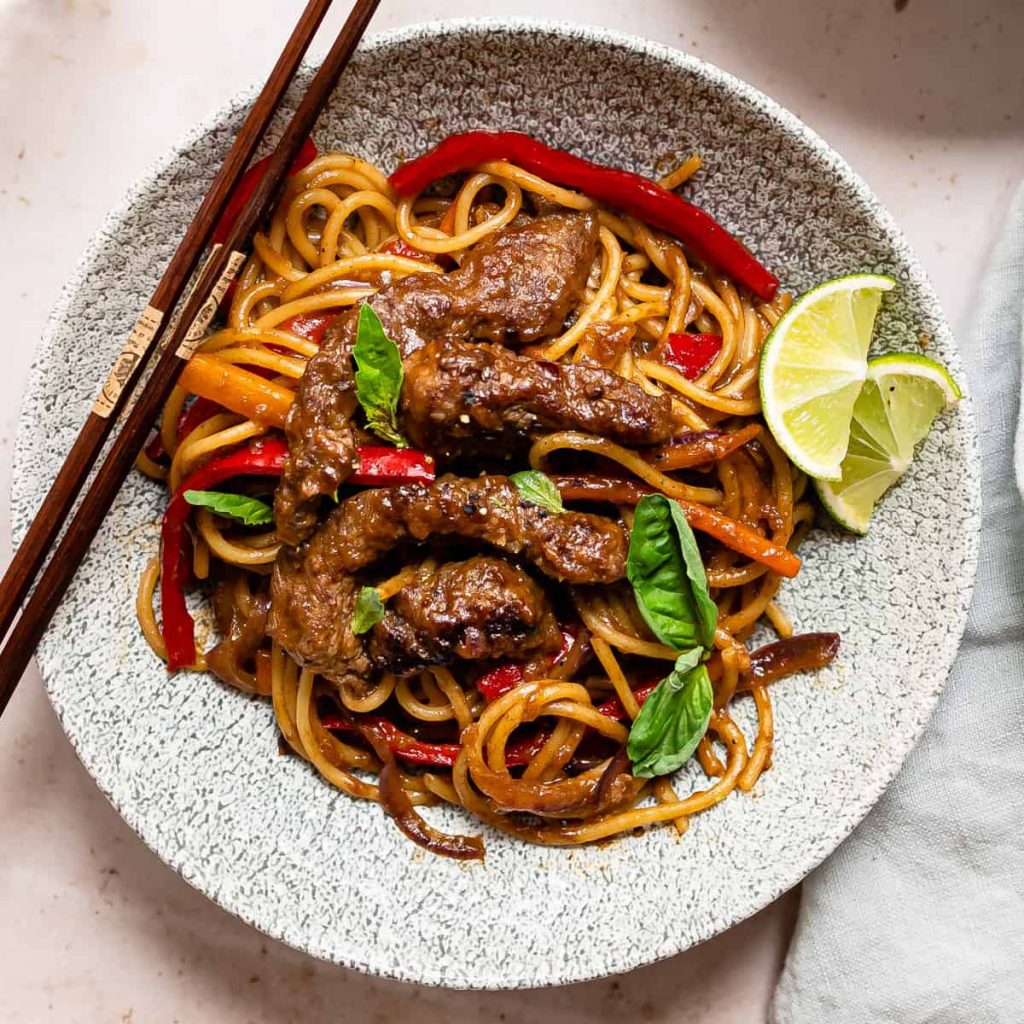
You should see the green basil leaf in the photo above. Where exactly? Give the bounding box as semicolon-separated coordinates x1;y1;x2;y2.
183;489;273;526
351;586;385;635
353;305;408;447
627;652;713;777
626;493;717;651
509;470;565;514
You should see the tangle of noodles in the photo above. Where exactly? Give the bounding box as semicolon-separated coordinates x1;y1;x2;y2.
135;146;833;858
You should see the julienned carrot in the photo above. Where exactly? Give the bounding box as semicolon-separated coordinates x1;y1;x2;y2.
178;353;294;430
677;498;801;578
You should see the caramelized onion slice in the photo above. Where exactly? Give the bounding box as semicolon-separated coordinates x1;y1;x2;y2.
742;633;840;690
361;722;484;861
644;424;762;471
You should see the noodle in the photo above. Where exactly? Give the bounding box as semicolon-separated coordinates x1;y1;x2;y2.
136;143;831;858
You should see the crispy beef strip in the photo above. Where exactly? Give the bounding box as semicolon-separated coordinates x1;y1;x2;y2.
268;474;628;688
400;339;675;460
275;211;599;544
368;557;562;677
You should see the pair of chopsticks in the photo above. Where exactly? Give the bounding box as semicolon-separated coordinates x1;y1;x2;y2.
0;0;381;709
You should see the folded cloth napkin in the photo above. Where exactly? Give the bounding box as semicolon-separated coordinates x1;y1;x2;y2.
772;184;1024;1024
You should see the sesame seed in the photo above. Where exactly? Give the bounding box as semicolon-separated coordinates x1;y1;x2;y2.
478;506;488;515
458;413;470;424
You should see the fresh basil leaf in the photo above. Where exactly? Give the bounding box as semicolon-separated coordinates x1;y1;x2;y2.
353;305;408;447
509;470;565;514
183;489;273;526
626;493;717;651
351;586;385;635
627;651;713;777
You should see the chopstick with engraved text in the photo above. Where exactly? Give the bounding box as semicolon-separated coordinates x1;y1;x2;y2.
0;0;382;710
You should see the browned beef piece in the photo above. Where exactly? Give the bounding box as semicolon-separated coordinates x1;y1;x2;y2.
275;211;599;544
400;339;674;460
268;474;627;687
296;474;627;582
269;548;373;688
369;557;561;677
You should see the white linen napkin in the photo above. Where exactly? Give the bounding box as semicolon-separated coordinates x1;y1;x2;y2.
771;184;1024;1024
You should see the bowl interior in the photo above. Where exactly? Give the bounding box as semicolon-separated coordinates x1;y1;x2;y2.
12;20;978;989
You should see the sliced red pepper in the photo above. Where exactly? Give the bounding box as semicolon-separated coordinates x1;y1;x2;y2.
160;438;285;670
144;432;166;462
390;132;779;302
595;679;660;722
320;671;649;768
178;396;223;440
212;136;318;246
662;333;723;380
474;625;577;701
548;474;653;506
474;662;526;703
278;312;337;346
348;446;436;487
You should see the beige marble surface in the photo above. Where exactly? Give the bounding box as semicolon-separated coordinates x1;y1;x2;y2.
0;0;1020;1020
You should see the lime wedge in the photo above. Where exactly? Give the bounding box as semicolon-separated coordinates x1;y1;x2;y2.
759;274;896;480
815;353;961;534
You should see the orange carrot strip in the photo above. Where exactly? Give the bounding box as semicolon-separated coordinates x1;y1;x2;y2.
177;353;294;430
677;499;801;578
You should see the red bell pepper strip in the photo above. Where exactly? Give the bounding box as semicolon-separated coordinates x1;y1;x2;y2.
318;713;546;768
474;625;578;701
662;333;723;380
178;396;224;439
278;312;337;346
389;132;779;302
474;662;526;703
348;446;436;487
595;679;660;722
144;433;166;462
212;137;318;246
160;439;285;669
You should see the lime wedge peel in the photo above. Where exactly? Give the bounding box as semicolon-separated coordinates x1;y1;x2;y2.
759;274;897;481
815;353;961;534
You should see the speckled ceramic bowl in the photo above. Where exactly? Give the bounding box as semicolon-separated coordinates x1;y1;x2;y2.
12;19;980;989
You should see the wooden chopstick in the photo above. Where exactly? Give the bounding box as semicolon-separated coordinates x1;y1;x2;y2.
0;0;334;646
0;0;382;710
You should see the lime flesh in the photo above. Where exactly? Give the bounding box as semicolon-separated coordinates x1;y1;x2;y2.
759;274;896;481
815;353;961;534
